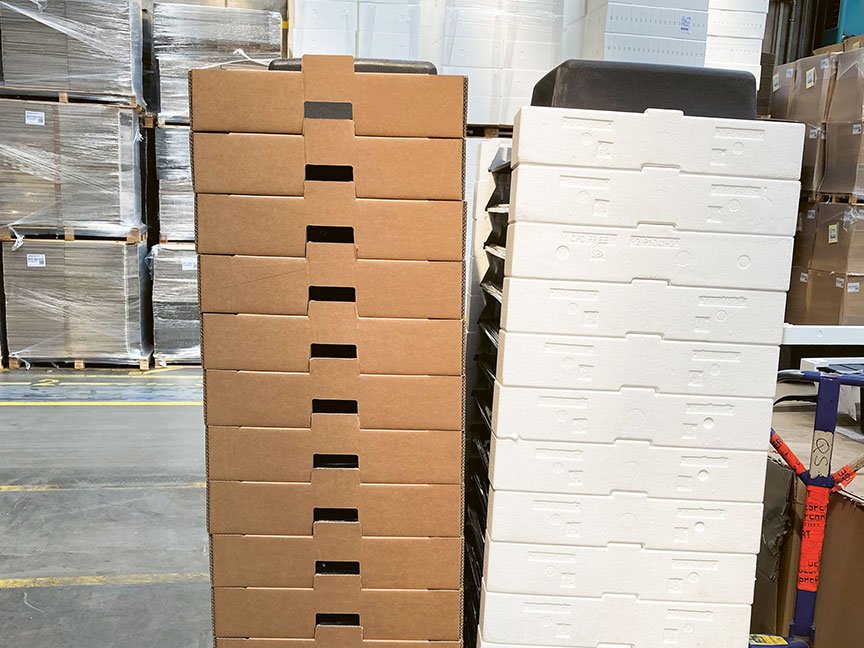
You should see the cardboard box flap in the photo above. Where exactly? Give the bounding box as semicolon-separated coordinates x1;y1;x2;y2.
204;370;463;430
207;481;462;536
207;425;462;484
199;255;463;319
192;132;463;200
212;588;462;640
202;313;463;374
195;189;464;261
190;56;465;137
210;535;462;589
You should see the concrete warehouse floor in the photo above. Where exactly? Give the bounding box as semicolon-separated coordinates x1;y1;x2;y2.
1;367;863;647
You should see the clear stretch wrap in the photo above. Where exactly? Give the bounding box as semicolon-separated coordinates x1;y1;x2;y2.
155;126;193;241
0;0;144;102
151;243;200;365
152;2;282;121
1;239;151;365
0;99;143;236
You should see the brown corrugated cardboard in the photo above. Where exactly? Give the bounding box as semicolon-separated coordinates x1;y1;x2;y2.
214;585;460;640
785;266;810;324
822;122;864;194
195;187;463;260
810;203;864;272
207;423;461;483
211;535;462;588
792;203;819;267
826;49;864;122
204;369;463;429
217;638;460;648
791;54;837;125
202;312;463;374
208;481;462;536
814;42;844;56
845;35;864;52
190;56;466;138
199;253;463;319
192;131;464;200
770;62;796;119
805;268;864;324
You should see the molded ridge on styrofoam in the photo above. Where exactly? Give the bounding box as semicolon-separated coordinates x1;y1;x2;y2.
489;436;768;502
512;106;805;180
510;163;800;235
492;382;773;451
486;488;763;553
504;221;794;291
496;331;780;397
478;589;752;648
500;277;787;344
483;539;757;603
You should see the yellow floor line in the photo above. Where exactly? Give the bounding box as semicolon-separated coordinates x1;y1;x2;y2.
0;482;206;492
0;401;202;407
0;573;210;589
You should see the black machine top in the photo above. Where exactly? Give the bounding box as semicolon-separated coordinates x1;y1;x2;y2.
531;60;757;120
269;58;438;74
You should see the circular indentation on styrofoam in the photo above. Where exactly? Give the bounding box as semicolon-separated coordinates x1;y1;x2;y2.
715;310;727;322
688;572;700;584
580;132;593;146
545;566;556;577
541;616;552;627
552;462;564;475
577;190;590;205
738;255;751;269
567;302;580;315
550;514;562;526
620;513;637;528
729;199;741;212
698;470;710;482
694;522;706;533
556;246;570;261
732;142;744;154
562;357;575;370
703;418;715;430
627;408;645;428
709;364;721;377
684;623;695;634
556;410;568;423
676;251;692;267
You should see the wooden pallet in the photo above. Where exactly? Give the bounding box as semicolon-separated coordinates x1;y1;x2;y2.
466;124;514;139
805;192;864;205
8;357;151;371
0;225;145;244
0;85;142;109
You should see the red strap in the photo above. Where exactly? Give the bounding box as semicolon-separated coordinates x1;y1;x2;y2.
832;464;859;490
797;486;831;592
771;431;806;475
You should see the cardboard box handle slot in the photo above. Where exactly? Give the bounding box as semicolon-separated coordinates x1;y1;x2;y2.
311;344;358;359
313;454;359;469
316;613;360;627
313;508;359;522
305;101;354;120
312;399;358;414
306;165;354;182
315;561;361;575
307;225;355;244
309;286;356;303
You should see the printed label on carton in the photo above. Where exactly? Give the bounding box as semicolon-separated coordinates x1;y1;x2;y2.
807;209;816;219
821;58;830;69
772;74;780;92
809;127;820;139
25;111;45;126
181;258;198;271
800;272;809;283
853;124;862;135
805;68;816;88
828;223;839;243
786;68;795;78
836;277;846;289
26;254;46;268
849;282;860;293
680;15;692;33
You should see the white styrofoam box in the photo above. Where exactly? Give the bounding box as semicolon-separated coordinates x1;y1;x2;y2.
561;22;584;58
511;163;800;235
437;35;560;70
500;277;787;344
493;382;773;450
707;8;767;38
489;435;768;501
513;106;805;178
504;221;794;290
586;3;709;41
584;32;707;67
484;540;757;603
479;589;751;648
487;488;764;552
708;0;769;11
292;28;356;56
705;35;763;64
564;0;588;24
442;5;565;43
358;1;421;34
357;30;420;59
589;0;709;10
293;0;358;31
496;331;780;396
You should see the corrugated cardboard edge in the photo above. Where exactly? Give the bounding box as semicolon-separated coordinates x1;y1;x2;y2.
458;72;468;648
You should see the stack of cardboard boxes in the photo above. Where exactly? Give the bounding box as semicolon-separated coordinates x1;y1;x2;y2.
191;56;467;646
474;105;804;647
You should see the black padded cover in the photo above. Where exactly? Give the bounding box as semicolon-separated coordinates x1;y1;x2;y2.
269;58;437;74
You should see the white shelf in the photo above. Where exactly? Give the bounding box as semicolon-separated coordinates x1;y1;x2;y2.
782;324;864;345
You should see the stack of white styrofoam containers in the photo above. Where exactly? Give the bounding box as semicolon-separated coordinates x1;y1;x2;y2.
705;0;769;89
291;0;357;55
478;106;805;647
358;0;422;59
431;0;566;124
578;0;709;66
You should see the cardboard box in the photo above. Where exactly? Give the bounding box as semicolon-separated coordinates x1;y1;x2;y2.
190;56;466;138
792;202;819;267
195;186;464;260
789;53;836;126
204;369;463;429
202;313;463;374
810;203;864;273
805;268;864;324
821;121;864;194
770;62;796;119
191;130;464;200
826;49;864;122
217;639;459;648
199;253;463;319
785;266;810;324
211;534;461;588
208;481;462;535
207;422;461;484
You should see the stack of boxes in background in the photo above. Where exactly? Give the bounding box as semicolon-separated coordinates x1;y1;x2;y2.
192;57;467;645
705;0;768;88
467;101;804;647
